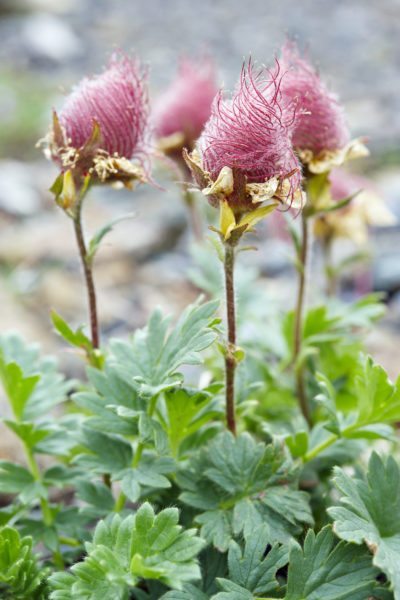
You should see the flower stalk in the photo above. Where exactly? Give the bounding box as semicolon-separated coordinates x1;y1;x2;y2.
72;199;100;349
293;212;312;426
223;240;237;435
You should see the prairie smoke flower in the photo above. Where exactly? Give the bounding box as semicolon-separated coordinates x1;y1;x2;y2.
43;52;150;200
314;168;396;245
153;57;217;155
184;60;304;241
280;42;368;173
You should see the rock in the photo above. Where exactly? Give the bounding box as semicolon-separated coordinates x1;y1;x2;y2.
21;13;83;63
0;161;43;216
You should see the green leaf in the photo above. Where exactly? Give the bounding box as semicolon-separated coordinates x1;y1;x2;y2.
49;503;205;598
0;358;39;421
178;432;313;551
349;355;400;430
73;364;142;436
109;298;219;398
51;311;103;368
161;584;209;599
73;428;133;475
285;525;381;600
87;212;136;264
0;333;71;420
119;455;175;502
51;310;92;350
212;524;288;599
0;526;48;599
3;421;50;450
76;480;115;514
162;388;221;458
0;461;41;503
329;452;400;598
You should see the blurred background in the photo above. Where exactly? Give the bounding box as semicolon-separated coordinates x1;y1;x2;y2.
0;0;399;380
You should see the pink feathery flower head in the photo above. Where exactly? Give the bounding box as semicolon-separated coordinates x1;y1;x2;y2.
198;59;302;196
57;52;149;161
44;52;152;196
280;41;350;155
153;56;217;150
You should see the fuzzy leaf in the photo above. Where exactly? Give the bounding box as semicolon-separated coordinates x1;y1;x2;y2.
73;428;133;475
161;388;221;458
285;525;381;600
109;299;219;398
329;452;400;598
73;364;140;435
87;212;136;264
0;333;71;420
178;432;312;551
49;503;205;598
212;524;288;598
0;526;48;599
349;355;400;429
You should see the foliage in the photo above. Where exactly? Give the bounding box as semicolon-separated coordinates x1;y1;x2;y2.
329;453;400;599
48;503;204;599
0;526;48;599
0;149;398;598
178;432;313;551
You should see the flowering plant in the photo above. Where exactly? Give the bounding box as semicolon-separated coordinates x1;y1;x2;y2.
0;45;399;600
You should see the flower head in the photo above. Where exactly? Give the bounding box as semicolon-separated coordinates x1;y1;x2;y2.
199;60;300;187
314;168;396;245
280;41;349;153
280;42;367;173
184;60;304;241
153;57;217;153
44;52;150;190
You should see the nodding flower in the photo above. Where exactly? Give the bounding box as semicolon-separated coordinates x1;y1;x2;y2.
184;59;304;241
280;41;349;155
153;56;217;154
279;41;366;173
44;52;151;190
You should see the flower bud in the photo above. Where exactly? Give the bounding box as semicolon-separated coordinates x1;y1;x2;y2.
280;42;367;172
184;60;304;241
153;57;217;155
43;52;150;190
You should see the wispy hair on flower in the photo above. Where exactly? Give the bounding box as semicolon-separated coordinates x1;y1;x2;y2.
184;59;304;241
42;52;150;204
153;56;217;155
280;41;368;173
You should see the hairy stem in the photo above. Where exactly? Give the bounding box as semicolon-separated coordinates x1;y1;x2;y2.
293;213;312;426
224;241;237;435
73;202;100;349
183;188;203;242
